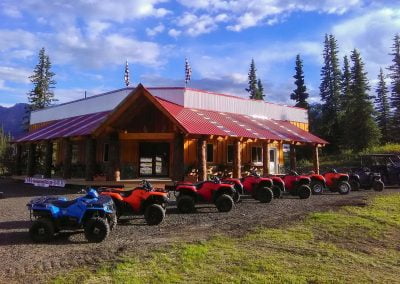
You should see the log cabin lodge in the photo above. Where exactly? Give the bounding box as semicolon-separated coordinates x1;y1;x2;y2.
14;84;327;182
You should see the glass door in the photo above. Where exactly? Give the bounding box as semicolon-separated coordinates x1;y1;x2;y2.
139;142;169;177
269;148;277;174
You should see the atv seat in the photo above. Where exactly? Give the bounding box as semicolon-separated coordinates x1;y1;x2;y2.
51;199;78;208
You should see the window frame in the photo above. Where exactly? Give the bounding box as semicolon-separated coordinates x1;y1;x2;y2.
251;146;263;165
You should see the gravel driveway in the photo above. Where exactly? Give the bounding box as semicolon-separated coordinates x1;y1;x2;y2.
0;179;397;283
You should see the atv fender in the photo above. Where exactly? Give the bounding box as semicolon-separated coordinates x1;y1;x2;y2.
298;177;311;186
142;195;169;209
349;174;360;183
271;177;285;192
101;192;124;201
257;179;273;189
338;175;349;182
213;186;234;203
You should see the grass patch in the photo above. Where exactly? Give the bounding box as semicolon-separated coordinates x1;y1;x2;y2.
54;194;400;284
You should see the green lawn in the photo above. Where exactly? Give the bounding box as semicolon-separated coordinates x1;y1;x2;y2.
55;193;400;284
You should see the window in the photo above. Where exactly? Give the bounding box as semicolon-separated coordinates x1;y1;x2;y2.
227;144;234;163
206;143;214;163
103;143;110;162
251;146;262;164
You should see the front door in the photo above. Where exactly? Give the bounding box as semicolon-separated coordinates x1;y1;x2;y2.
269;148;278;174
139;142;169;177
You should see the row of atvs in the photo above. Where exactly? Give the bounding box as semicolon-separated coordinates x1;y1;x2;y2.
27;169;384;243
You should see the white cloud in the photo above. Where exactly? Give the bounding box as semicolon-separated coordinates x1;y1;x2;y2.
0;66;31;84
178;0;364;33
168;29;182;38
146;24;165;37
178;13;219;36
332;8;400;83
2;0;171;24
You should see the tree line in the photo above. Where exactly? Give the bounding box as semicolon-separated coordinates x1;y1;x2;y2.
246;34;400;153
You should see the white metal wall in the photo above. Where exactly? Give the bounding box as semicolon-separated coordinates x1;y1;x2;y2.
30;88;134;124
30;86;308;125
183;89;308;123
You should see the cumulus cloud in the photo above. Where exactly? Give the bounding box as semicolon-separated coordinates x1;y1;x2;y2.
168;28;182;38
178;0;364;33
0;66;31;84
146;24;165;37
332;8;400;83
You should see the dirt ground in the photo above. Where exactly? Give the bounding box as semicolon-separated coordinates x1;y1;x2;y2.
0;179;398;284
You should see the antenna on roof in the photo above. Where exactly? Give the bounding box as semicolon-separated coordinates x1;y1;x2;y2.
124;60;130;87
184;57;192;87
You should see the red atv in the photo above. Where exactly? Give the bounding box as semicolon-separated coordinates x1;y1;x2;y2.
172;177;236;213
99;180;169;225
303;172;327;195
322;169;351;195
276;171;312;199
222;171;280;203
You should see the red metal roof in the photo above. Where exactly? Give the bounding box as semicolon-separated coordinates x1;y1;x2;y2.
16;90;327;145
155;97;327;144
15;111;110;142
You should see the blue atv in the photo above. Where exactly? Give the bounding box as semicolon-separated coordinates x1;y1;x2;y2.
27;189;116;243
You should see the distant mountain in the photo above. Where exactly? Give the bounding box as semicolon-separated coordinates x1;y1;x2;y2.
0;103;29;138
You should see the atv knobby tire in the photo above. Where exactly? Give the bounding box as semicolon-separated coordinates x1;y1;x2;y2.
373;180;384;192
84;217;110;243
310;181;324;195
271;185;282;199
337;181;351;195
144;204;166;225
255;187;273;203
215;194;234;212
177;195;195;213
29;218;55;242
298;185;312;199
349;180;360;191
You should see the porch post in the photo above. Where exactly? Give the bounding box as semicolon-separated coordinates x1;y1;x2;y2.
197;136;207;181
85;137;96;181
313;144;320;174
107;132;120;181
262;141;270;176
290;144;297;171
233;139;241;178
15;144;22;176
62;138;72;179
26;143;36;177
172;133;185;181
44;141;53;178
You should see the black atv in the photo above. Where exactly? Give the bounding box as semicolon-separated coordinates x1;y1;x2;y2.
349;167;384;192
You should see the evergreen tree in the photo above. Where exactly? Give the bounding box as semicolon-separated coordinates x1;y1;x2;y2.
344;49;380;151
290;54;309;109
387;34;400;142
319;34;342;152
28;47;57;111
341;55;351;106
375;68;391;143
246;59;264;100
257;79;264;99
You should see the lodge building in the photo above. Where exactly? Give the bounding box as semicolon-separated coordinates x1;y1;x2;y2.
14;84;327;182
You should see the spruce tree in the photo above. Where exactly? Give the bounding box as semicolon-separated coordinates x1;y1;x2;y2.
375;68;391;143
341;55;351;106
257;79;264;99
344;49;380;151
387;34;400;142
290;54;309;109
28;47;57;111
319;34;342;152
246;59;264;100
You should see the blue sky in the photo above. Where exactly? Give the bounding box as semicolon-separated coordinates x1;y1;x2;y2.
0;0;399;107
